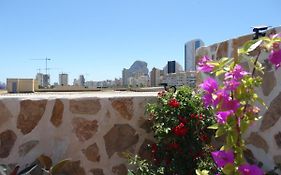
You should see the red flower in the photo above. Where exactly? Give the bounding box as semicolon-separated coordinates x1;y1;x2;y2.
178;115;189;124
151;143;158;154
168;142;180;150
199;134;209;142
157;90;166;97
168;98;180;108
172;122;188;136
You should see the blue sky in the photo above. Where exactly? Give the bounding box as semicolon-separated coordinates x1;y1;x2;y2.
0;0;280;83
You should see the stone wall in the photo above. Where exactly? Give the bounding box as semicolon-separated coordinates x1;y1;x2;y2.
196;26;281;172
0;92;157;175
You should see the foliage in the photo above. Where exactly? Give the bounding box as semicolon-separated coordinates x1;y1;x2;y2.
0;155;70;175
197;32;281;174
128;86;218;175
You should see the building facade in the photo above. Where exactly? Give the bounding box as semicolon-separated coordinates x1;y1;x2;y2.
184;39;204;71
150;67;161;87
163;71;198;88
59;73;68;86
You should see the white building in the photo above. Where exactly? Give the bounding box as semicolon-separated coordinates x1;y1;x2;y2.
127;75;149;87
163;71;198;88
59;73;68;86
185;39;204;71
35;73;50;88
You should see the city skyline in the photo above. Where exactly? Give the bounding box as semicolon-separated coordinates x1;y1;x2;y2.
0;0;280;83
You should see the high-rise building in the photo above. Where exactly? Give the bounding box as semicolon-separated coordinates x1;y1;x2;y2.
122;68;129;86
168;61;176;73
184;39;204;71
59;73;68;86
163;61;183;75
150;67;161;87
42;74;50;87
35;73;50;88
78;75;85;86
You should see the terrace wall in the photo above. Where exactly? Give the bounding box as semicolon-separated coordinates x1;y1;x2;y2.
0;92;157;175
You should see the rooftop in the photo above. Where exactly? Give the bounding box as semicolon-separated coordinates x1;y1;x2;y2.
0;90;158;99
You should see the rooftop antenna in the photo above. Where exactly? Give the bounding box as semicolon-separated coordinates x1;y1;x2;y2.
251;25;271;39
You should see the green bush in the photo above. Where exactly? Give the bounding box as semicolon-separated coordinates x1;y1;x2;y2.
128;86;218;175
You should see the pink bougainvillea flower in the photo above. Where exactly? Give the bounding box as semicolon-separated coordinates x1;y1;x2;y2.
213;89;230;107
211;150;234;168
197;56;214;72
217;96;240;112
216;110;233;124
200;78;219;106
238;164;264;175
199;77;218;93
268;49;281;70
225;64;248;81
172;122;188;136
168;98;180;108
224;79;241;91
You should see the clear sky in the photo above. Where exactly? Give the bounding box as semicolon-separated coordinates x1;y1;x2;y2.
0;0;280;84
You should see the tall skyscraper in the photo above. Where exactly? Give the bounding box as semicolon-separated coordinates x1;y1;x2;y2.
168;61;176;74
184;39;204;71
78;75;85;86
150;67;161;87
122;68;129;86
163;61;183;75
36;73;50;88
59;73;68;86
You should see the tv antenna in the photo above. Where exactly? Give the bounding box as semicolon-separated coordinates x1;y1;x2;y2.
31;57;51;74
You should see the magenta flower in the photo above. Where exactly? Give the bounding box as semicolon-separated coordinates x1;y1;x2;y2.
200;78;219;106
211;150;234;168
202;93;213;107
216;110;233;124
221;98;240;112
238;164;264;175
213;89;230;107
268;49;281;70
197;56;214;72
224;79;240;91
225;64;248;81
199;77;218;94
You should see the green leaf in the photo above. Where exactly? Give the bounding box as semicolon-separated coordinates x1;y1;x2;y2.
215;127;225;137
196;169;209;175
215;69;226;76
127;170;135;175
247;40;263;52
50;159;71;174
222;163;234;174
208;123;218;130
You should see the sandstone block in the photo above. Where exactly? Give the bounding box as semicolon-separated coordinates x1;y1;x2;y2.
104;124;138;158
246;132;268;153
260;92;281;131
72;117;98;142
110;98;133;120
82;143;100;162
70;99;101;115
17;100;47;134
50;99;64;127
0;130;17;158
